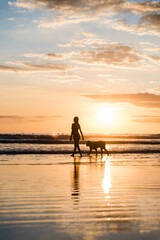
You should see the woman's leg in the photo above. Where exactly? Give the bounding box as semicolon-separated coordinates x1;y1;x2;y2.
73;137;82;156
73;142;77;155
77;141;82;156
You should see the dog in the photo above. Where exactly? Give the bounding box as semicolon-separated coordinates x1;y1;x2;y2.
86;141;109;155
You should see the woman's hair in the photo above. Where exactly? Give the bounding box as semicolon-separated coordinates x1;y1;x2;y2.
73;116;79;123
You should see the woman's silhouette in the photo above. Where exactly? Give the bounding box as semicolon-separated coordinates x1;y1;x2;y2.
70;116;84;157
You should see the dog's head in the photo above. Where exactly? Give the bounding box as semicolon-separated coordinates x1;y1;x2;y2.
86;141;91;147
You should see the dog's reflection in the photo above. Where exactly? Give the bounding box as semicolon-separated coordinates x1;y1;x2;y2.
89;154;108;164
71;155;108;207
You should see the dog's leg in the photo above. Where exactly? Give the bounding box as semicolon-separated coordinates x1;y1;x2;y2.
104;148;109;155
101;148;103;156
95;148;97;156
89;147;92;155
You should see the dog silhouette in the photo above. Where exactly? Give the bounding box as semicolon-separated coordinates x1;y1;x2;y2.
86;141;109;155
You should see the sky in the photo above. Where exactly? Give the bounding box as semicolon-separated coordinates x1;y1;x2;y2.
0;0;160;134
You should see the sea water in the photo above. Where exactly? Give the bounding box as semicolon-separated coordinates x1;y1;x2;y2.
0;136;160;240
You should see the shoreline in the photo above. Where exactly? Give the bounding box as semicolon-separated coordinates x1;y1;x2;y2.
0;149;160;155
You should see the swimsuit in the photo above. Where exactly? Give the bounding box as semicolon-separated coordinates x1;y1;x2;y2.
72;123;80;142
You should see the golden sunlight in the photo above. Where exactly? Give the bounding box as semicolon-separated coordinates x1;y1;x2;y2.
102;156;111;195
97;105;116;126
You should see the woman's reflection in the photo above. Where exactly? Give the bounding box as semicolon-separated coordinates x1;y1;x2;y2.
71;157;80;207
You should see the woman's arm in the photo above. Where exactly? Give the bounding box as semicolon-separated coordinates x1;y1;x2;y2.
70;125;73;141
79;126;84;140
70;129;73;141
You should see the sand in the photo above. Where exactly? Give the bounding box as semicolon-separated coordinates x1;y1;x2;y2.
0;153;160;240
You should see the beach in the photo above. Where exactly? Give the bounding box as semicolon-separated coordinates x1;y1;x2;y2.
0;135;160;240
1;0;160;238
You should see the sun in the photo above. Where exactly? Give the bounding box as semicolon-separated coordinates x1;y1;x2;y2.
97;106;116;126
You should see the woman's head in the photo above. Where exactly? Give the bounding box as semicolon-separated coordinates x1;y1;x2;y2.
73;116;79;123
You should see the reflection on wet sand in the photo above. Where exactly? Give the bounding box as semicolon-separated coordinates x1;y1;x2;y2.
71;157;80;207
69;154;160;236
0;154;160;240
102;155;111;195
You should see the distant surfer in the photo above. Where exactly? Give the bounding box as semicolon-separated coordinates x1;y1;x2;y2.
70;116;84;157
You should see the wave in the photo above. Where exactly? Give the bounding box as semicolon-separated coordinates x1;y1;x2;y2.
0;149;160;155
0;140;160;144
0;133;160;144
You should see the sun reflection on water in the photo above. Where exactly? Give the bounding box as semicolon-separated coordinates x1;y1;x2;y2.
102;155;111;195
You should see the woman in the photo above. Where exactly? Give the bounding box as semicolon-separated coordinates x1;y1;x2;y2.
70;116;84;157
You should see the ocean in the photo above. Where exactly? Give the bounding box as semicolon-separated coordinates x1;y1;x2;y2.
0;134;160;240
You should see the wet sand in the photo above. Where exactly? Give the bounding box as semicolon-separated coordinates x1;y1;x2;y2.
0;154;160;240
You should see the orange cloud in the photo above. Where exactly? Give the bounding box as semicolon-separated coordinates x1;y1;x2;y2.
73;45;142;67
112;13;160;36
139;42;160;52
147;55;160;61
83;31;96;37
8;0;125;13
9;0;160;14
140;13;160;26
57;38;107;48
23;53;63;59
133;115;160;123
125;1;160;14
155;88;160;92
38;15;99;28
0;115;61;122
0;63;72;72
9;0;160;38
84;93;160;108
2;44;159;74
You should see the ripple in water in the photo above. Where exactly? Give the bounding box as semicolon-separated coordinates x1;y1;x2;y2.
0;154;160;239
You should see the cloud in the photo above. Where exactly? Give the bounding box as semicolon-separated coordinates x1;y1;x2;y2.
125;1;160;14
38;16;78;29
147;55;160;62
24;63;69;71
46;53;65;59
8;17;15;21
8;0;125;13
0;116;25;121
52;72;83;83
112;12;160;37
140;12;160;26
155;88;160;92
139;12;160;35
2;44;159;74
0;62;72;72
149;87;160;94
38;15;98;28
84;93;160;108
0;115;61;122
98;73;127;82
139;42;160;52
57;38;107;48
108;78;127;83
97;74;112;78
9;0;160;17
23;52;65;60
133;115;160;123
9;0;160;14
0;65;28;72
9;1;160;37
56;72;82;79
23;53;46;58
73;44;142;68
83;31;96;37
8;1;38;9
